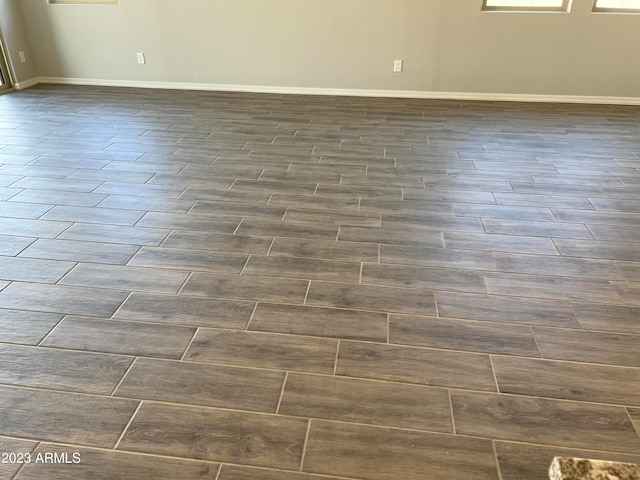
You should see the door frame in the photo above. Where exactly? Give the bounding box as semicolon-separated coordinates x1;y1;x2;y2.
0;23;13;93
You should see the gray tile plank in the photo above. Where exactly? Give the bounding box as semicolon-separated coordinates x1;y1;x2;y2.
41;205;145;226
493;356;640;406
303;420;498;480
269;237;378;262
236;218;338;240
306;281;436;316
0;201;53;218
218;465;348;480
495;441;640;480
451;390;640;453
0;283;128;317
249;303;388;342
284;208;381;227
437;292;579;327
243;255;361;283
484;272;623;304
0;256;74;283
483;218;593;239
362;263;486;293
19;238;138;264
336;340;497;391
128;246;248;273
181;272;308;304
338;225;444;248
0;235;35;256
41;316;196;359
0;218;72;238
15;445;219;480
184;329;338;374
279;373;452;432
533;326;640;367
494;252;622;279
268;193;359;211
380;212;484;233
379;244;497;270
444;232;559;255
115;293;254;329
390;314;539;356
0;344;132;395
572;303;640;335
59;223;170;246
115;358;284;412
60;263;188;293
162;230;272;254
98;194;196;213
0;385;139;447
118;403;308;469
0;436;38;480
554;239;640;261
0;310;62;345
136;212;241;232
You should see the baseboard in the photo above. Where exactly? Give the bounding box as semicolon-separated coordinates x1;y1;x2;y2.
28;76;640;106
13;77;40;90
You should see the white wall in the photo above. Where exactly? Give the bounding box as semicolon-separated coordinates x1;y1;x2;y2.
10;0;640;100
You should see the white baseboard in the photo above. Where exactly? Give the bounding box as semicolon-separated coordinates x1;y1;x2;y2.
13;77;40;90
24;76;640;106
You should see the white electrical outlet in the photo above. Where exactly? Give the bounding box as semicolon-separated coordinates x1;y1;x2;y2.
136;52;146;65
19;51;26;63
393;60;403;73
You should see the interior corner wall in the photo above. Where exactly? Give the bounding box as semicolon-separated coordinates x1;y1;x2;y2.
14;0;640;99
0;0;37;85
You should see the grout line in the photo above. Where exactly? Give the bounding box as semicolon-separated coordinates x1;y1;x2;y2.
175;271;194;296
9;441;40;480
232;217;244;235
110;357;139;396
491;440;505;480
266;236;277;255
488;354;500;393
180;327;200;361
113;401;143;450
299;419;312;472
36;315;68;347
275;371;289;414
386;313;390;344
302;281;311;305
238;254;252;275
530;326;544;359
447;389;457;435
244;302;259;331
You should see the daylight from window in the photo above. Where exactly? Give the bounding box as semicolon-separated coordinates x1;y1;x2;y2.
593;0;640;9
484;0;566;7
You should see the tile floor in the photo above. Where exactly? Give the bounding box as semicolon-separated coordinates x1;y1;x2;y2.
0;85;639;479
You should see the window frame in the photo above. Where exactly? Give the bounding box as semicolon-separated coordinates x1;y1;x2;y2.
592;0;640;13
481;0;571;12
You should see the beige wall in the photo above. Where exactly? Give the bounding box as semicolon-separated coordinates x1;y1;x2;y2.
0;0;37;84
9;0;640;98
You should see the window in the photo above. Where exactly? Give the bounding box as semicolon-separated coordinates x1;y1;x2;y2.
593;0;640;12
482;0;571;11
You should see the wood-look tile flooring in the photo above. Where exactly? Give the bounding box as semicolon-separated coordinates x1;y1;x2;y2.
1;85;640;479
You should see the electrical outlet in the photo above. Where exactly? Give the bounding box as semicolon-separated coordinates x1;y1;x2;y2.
393;60;403;73
136;52;146;65
19;51;26;63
